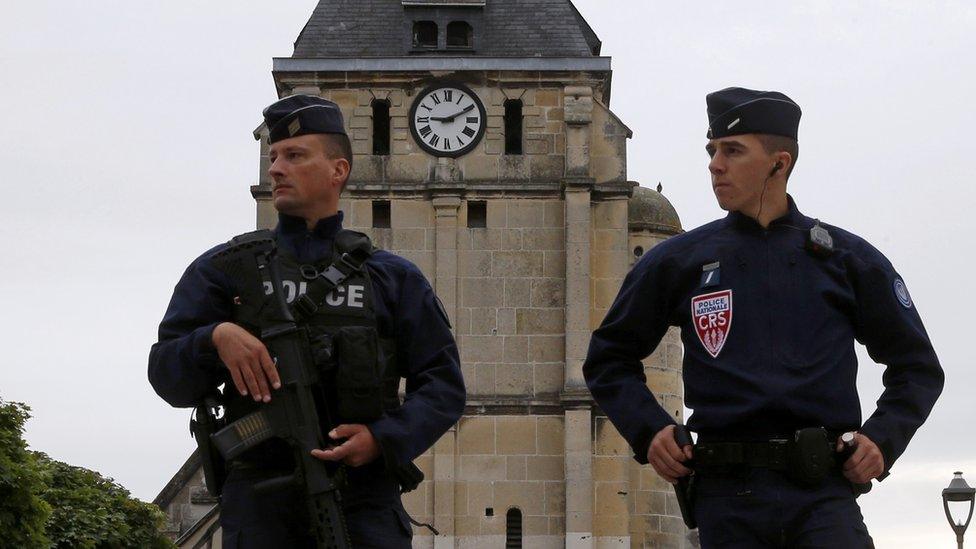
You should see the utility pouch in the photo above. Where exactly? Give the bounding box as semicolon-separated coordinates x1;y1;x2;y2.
190;396;227;497
334;326;384;422
788;427;832;486
308;331;336;371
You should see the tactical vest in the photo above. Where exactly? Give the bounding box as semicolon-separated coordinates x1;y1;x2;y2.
221;229;401;455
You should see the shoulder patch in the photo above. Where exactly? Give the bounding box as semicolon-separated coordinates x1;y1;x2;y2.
893;278;913;308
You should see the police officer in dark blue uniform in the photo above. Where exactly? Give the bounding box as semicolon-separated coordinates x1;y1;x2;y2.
583;87;944;548
148;95;465;548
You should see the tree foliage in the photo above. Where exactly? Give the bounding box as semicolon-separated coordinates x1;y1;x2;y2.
0;400;51;549
35;455;173;549
0;398;174;549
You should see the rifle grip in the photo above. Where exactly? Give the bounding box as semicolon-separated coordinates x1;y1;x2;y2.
673;424;693;448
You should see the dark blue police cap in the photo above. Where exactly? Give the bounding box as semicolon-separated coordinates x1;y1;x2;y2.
263;95;346;144
706;87;801;140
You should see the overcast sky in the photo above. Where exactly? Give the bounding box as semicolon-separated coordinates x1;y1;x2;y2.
1;1;973;547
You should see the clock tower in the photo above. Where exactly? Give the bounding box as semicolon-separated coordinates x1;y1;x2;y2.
252;1;687;547
156;1;688;547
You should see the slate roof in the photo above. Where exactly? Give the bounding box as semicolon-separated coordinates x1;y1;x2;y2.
402;0;486;5
292;0;601;58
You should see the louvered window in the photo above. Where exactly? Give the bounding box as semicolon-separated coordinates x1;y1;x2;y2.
504;99;523;155
371;99;390;155
413;21;437;48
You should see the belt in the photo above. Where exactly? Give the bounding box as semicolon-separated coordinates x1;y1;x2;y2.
694;439;792;471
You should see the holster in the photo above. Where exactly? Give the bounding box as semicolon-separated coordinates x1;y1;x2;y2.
190;395;227;497
672;425;697;529
787;427;833;486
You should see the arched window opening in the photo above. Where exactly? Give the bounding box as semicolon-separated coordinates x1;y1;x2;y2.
505;507;522;548
413;21;438;48
447;21;473;48
504;99;523;155
371;99;391;155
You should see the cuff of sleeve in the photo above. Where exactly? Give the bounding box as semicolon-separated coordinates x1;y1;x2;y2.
859;421;894;478
632;416;678;465
193;323;221;367
366;416;403;472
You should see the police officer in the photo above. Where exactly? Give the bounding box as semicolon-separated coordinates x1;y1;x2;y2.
583;87;944;547
149;95;465;548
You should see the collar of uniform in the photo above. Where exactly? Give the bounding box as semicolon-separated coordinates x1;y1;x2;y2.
276;211;345;239
726;194;805;231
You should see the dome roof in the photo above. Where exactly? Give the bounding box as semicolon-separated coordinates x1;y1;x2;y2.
628;184;682;235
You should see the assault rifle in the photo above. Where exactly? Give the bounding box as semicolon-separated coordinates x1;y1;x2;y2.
207;230;351;549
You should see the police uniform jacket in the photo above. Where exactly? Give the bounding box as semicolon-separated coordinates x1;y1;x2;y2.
583;196;944;477
148;212;465;501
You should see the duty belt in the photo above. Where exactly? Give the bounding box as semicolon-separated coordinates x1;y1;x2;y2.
694;439;792;471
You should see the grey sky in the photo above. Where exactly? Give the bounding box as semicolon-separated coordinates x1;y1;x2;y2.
1;1;972;546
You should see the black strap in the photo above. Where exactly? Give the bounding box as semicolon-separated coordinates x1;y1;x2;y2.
407;515;440;536
695;440;791;470
292;232;373;321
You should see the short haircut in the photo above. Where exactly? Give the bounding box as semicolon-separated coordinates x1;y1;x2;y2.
318;133;353;186
756;134;799;180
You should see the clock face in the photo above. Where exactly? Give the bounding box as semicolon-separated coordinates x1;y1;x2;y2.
409;83;486;158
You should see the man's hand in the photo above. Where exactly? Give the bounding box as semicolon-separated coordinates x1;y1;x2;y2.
212;322;280;402
835;432;885;484
648;424;694;484
311;424;381;467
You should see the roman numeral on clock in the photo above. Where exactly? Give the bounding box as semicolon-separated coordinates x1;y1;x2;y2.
432;94;442;105
444;138;453;150
419;125;432;137
466;117;478;124
416;116;429;124
462;126;476;138
428;134;440;147
444;90;453;103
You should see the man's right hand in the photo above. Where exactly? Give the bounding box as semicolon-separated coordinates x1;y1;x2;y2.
212;322;281;402
647;424;694;484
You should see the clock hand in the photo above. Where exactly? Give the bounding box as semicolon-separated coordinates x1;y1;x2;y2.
436;103;476;123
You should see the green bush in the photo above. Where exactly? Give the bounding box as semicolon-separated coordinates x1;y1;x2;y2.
0;398;173;549
36;455;173;549
0;400;51;549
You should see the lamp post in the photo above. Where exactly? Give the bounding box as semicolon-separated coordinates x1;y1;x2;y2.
943;471;976;549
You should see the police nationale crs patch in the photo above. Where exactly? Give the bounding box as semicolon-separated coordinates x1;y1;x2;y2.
692;289;733;358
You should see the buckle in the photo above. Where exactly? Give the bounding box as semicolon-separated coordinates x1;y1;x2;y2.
293;294;318;318
336;252;361;272
318;265;345;286
300;264;319;280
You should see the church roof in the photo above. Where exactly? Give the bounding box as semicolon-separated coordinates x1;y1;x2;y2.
629;185;682;235
292;0;601;58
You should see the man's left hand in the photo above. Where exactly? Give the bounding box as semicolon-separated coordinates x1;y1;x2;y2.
835;432;885;484
311;424;381;467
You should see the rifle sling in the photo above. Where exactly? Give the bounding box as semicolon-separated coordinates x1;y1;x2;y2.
293;247;371;321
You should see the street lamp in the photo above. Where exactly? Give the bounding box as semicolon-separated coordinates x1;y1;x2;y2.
943;471;976;549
